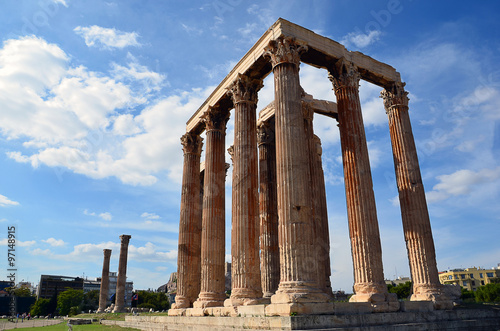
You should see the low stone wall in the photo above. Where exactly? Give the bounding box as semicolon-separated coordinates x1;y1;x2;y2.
99;307;500;331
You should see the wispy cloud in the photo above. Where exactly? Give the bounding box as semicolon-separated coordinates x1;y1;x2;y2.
84;209;112;221
74;25;141;50
427;166;500;203
141;212;160;220
42;238;66;247
341;30;381;49
0;194;19;207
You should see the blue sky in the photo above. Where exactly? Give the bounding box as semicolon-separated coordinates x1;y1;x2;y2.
0;0;499;292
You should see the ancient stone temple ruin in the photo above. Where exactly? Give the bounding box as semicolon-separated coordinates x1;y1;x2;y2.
170;18;452;317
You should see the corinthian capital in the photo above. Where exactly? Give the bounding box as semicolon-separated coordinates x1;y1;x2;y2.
264;36;307;69
257;121;275;146
227;145;234;164
227;73;263;105
380;82;409;114
328;58;360;91
180;132;203;156
202;105;230;133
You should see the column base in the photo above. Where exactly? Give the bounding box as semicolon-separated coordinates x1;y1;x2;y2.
96;308;105;314
171;295;190;309
224;288;269;306
112;307;125;313
193;291;226;308
350;287;399;312
224;296;270;307
411;285;453;310
270;281;331;304
262;291;275;299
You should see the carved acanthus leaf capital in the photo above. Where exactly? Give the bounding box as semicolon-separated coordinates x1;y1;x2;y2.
202;105;230;133
227;145;234;164
263;36;307;69
380;82;409;114
257;120;275;146
180;132;203;156
227;73;263;105
328;58;360;92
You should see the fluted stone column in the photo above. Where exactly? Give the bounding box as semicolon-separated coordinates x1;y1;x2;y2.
263;37;329;307
302;100;333;297
311;134;333;296
113;235;131;313
329;59;398;311
258;120;280;298
173;133;203;309
193;106;229;308
225;74;265;307
97;249;111;313
381;82;452;309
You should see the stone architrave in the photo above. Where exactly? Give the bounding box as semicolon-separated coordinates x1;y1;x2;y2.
381;83;452;309
329;59;398;312
263;36;329;306
113;234;131;313
224;74;265;307
97;249;112;313
193;106;229;308
173;133;203;309
257;119;279;299
302;100;333;297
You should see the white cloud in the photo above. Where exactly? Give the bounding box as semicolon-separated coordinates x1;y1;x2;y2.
42;238;66;247
0;194;19;207
99;212;113;221
53;241;177;263
83;209;96;216
0;36;209;186
141;212;160;220
0;238;35;246
53;0;68;7
74;26;141;50
84;209;112;221
427;167;500;203
341;30;381;49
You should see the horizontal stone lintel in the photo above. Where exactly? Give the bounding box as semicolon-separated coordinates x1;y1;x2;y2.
186;18;399;135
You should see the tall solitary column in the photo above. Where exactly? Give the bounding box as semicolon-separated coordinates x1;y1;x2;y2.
193;105;229;308
173;133;203;309
97;249;112;313
264;36;329;306
258;120;279;298
329;59;397;311
113;234;131;313
225;74;264;306
381;82;452;309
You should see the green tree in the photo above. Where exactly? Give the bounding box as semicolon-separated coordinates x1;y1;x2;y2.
57;289;84;316
134;291;170;311
387;281;412;300
81;290;99;312
5;287;33;297
30;298;50;316
460;288;475;302
475;283;500;303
